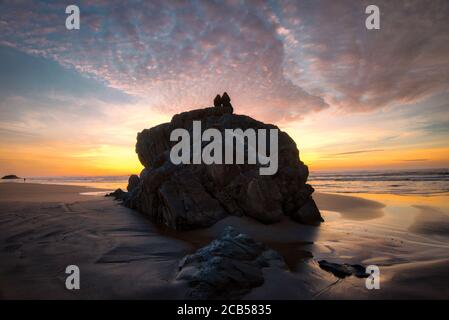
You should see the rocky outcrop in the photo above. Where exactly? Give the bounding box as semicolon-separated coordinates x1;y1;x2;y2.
105;188;128;201
134;104;233;169
318;260;369;279
117;95;323;230
176;226;286;299
1;175;20;179
290;198;322;225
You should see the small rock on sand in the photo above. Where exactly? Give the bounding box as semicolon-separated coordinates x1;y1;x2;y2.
176;226;287;299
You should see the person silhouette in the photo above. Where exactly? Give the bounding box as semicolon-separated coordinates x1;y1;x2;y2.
221;92;233;109
213;94;222;107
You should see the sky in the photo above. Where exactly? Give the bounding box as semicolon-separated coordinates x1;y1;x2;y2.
0;0;448;176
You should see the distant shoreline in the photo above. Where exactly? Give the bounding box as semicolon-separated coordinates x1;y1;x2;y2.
0;182;108;202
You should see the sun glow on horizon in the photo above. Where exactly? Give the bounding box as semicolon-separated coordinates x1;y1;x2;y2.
2;109;448;177
0;1;448;177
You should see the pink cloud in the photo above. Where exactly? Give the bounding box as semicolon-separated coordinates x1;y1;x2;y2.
1;0;447;122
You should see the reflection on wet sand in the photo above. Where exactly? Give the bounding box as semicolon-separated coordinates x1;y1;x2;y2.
304;192;449;299
1;183;448;299
314;192;385;220
409;205;449;237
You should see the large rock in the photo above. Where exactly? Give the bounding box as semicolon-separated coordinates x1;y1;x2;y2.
176;226;286;299
123;101;323;230
241;177;283;223
157;169;227;229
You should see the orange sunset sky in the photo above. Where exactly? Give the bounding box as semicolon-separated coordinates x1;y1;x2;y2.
0;0;448;177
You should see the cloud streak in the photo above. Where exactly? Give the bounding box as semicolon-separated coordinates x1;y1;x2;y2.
332;149;385;156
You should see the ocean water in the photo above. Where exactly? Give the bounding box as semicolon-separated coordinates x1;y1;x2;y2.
2;168;448;196
309;168;449;195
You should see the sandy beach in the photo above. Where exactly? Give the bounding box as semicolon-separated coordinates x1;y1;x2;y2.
1;0;449;306
0;182;448;299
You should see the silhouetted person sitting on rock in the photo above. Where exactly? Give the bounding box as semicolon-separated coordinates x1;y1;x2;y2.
214;94;222;107
221;92;232;108
213;92;233;112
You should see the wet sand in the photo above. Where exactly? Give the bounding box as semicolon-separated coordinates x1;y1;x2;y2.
0;182;108;202
0;183;448;299
314;192;385;220
0;183;190;299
